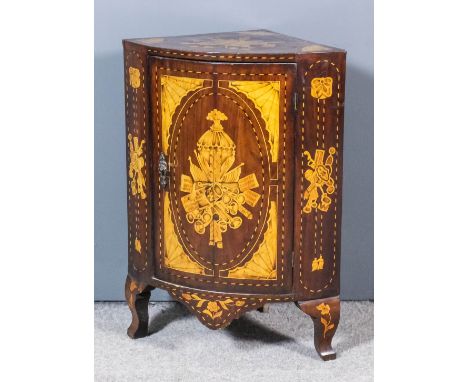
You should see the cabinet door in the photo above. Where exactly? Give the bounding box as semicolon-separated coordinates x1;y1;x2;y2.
151;57;295;294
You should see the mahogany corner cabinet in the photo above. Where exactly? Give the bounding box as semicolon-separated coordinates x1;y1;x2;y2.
123;30;346;361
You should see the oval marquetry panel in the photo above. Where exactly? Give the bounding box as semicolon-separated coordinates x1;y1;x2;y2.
169;89;270;272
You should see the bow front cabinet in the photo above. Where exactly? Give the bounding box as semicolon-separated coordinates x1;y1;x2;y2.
123;30;346;360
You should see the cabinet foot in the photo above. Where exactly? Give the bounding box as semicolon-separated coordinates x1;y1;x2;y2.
295;296;340;361
125;275;153;339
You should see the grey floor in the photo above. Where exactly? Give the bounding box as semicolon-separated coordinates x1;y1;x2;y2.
95;301;373;382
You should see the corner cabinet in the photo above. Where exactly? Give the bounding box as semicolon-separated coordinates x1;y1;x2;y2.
123;30;346;361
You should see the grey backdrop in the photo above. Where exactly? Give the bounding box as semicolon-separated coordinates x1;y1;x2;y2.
95;0;373;301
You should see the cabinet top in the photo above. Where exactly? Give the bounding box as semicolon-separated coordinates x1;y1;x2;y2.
124;30;345;57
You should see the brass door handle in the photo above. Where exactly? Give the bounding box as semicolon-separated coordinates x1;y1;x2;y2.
158;153;169;188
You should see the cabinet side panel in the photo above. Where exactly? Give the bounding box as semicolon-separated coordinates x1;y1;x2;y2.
124;43;154;280
294;53;346;299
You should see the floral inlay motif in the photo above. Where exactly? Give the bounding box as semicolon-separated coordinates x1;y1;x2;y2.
303;147;336;213
128;134;147;200
316;303;335;338
180;37;277;51
182;293;245;319
312;255;324;271
180;109;260;249
311;77;333;100
128;67;141;89
134;238;141;254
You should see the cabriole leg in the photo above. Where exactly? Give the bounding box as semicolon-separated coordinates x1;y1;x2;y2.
125;275;152;339
296;296;340;361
